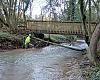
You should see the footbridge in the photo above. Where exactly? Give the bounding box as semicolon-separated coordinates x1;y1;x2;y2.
19;20;97;35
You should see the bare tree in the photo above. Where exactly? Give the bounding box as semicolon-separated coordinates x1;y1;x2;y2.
0;0;33;32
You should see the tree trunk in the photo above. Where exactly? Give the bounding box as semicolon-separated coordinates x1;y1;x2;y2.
89;23;100;64
88;0;92;38
79;0;89;45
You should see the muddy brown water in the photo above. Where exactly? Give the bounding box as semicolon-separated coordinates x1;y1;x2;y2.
0;45;84;80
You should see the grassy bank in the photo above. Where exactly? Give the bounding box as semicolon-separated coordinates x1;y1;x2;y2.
44;34;78;43
0;31;82;50
0;31;24;50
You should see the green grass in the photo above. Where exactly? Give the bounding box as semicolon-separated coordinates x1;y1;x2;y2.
44;34;77;42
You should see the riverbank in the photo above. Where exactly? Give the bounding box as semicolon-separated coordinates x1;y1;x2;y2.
0;31;78;51
80;55;100;80
0;31;48;51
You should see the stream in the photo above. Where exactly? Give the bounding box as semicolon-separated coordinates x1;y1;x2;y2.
0;45;84;80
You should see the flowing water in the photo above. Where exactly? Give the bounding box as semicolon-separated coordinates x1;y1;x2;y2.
0;45;84;80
